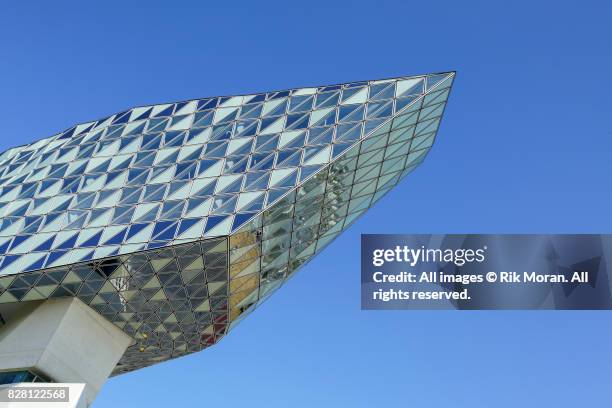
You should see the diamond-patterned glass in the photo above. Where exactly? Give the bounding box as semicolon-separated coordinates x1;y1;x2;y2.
0;72;454;374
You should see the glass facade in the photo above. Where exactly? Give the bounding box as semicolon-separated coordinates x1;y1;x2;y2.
0;370;49;384
0;72;454;374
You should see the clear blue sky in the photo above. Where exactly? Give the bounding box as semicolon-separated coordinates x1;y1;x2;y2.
1;1;611;406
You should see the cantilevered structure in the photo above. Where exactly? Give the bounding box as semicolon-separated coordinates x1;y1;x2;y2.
0;72;454;405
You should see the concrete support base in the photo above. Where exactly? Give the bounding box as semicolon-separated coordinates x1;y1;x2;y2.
0;297;132;406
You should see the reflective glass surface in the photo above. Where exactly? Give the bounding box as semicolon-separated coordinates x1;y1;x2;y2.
0;72;454;374
0;370;48;384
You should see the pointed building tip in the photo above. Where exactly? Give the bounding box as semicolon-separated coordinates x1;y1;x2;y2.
423;70;456;78
432;70;456;76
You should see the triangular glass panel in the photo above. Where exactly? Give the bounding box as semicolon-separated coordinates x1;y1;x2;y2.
160;200;185;220
238;193;265;212
366;100;393;119
332;143;353;158
191;178;216;197
298;165;322;182
315;91;340;108
307;126;334;145
335;123;363;142
137;186;159;208
111;110;131;125
197;98;217;111
153;105;175;118
338;105;364;123
202;142;228;158
239;103;263;119
210;195;237;214
80;230;103;248
204;215;228;233
217;176;243;194
244;171;270;190
310;109;336;127
131;107;153;121
363;118;387;135
146;118;169;133
223;157;248;174
112;206;135;224
231;213;255;232
211;123;234;141
249;153;274;171
164;131;186;147
192;110;214;128
254;135;278;152
177;218;202;238
285;113;310;130
266;188;290;206
271;169;297;189
185;197;211;217
175;161;198;180
288;95;314;113
426;73;451;90
278;132;306;149
275;149;302;168
369;82;395;101
151;221;179;241
234;120;259;138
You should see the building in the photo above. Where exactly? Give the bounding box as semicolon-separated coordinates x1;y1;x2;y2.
0;72;454;405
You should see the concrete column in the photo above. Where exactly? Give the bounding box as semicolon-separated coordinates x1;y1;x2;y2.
0;297;133;406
